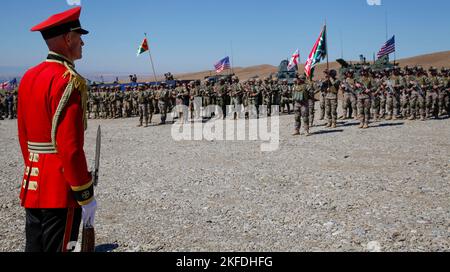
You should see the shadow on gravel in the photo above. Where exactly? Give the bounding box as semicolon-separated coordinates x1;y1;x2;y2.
311;129;344;135
373;122;405;128
338;121;360;127
95;243;119;252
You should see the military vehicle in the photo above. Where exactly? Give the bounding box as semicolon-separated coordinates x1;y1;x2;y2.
204;73;235;84
275;59;298;83
336;55;397;79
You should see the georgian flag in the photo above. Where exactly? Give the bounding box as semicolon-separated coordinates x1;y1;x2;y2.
287;49;300;71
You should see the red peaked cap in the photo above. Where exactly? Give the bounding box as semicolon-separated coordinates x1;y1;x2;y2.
31;6;89;40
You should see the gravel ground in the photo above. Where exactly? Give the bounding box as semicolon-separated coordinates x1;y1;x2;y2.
1;108;449;252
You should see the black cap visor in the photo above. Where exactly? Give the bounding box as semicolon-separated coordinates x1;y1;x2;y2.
41;20;88;40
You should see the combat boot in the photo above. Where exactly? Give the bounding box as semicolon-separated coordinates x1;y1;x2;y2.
363;123;369;129
331;122;337;128
292;129;300;136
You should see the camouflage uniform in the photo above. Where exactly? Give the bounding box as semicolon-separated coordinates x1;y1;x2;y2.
280;80;291;114
340;72;357;119
307;80;316;127
215;80;229;119
357;72;373;128
440;68;450;116
371;74;382;121
137;86;149;127
262;78;272;116
271;79;281;115
323;70;340;128
292;78;310;136
230;77;243;119
158;84;170;124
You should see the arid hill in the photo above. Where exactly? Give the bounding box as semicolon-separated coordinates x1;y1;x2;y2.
141;50;450;82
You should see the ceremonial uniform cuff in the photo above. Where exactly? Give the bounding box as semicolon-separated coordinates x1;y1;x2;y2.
71;180;94;205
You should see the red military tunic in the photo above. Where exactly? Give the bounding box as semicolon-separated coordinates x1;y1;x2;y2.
18;51;94;208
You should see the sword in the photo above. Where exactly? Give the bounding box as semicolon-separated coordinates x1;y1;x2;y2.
93;125;101;187
81;125;101;252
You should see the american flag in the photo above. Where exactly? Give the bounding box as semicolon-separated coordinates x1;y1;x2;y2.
377;35;395;59
0;79;17;90
214;56;231;73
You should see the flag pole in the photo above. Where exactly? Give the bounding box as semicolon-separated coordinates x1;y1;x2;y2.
230;41;235;76
325;20;329;71
144;33;158;82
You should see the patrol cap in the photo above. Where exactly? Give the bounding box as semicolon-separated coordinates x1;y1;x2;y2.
31;7;89;40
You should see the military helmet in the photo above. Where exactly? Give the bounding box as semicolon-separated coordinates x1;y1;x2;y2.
328;69;337;77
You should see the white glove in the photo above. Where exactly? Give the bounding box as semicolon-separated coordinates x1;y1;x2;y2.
82;198;97;227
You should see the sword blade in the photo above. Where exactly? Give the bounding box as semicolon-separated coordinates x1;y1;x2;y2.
93;125;101;187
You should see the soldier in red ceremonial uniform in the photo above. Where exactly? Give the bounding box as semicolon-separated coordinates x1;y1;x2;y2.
17;6;97;252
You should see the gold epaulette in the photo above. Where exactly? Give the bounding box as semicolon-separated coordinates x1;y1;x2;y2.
51;63;88;150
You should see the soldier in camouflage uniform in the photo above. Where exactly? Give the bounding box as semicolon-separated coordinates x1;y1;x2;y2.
158;83;170;124
262;78;272;117
424;69;441;119
190;81;202;121
371;71;382;121
200;80;210;118
379;69;390;119
385;67;401;120
322;69;340;128
100;86;109;119
339;70;357;120
280;79;291;114
431;68;450;116
357;68;373;128
87;87;95;119
307;78;316;127
292;76;310;136
137;85;149;127
440;68;450;116
215;79;228;119
115;85;123;118
0;93;4;120
270;78;281;115
230;76;243;119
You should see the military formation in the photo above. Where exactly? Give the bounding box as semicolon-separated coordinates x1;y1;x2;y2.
0;91;18;120
3;66;449;135
82;66;449;135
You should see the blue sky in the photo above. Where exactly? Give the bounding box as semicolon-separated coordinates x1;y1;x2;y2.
1;0;449;79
